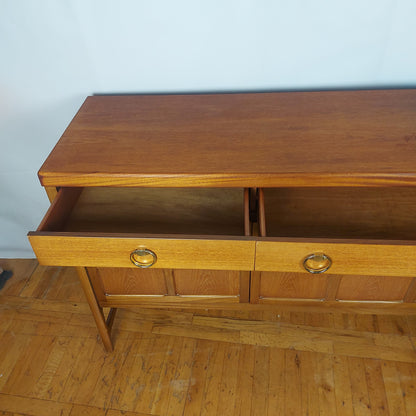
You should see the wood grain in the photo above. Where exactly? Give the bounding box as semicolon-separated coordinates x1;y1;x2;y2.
38;90;416;187
94;267;169;296
336;274;414;301
255;239;416;277
44;186;58;202
253;271;414;303
173;269;241;296
61;187;246;236
37;187;82;232
2;260;416;415
256;271;328;300
90;267;246;299
96;292;416;313
261;187;416;240
404;278;416;302
28;234;256;270
75;267;113;351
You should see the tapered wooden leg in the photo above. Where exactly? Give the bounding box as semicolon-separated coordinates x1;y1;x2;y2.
75;267;114;352
105;307;118;330
44;190;114;351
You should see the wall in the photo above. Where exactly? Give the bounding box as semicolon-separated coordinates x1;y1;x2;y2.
1;0;416;257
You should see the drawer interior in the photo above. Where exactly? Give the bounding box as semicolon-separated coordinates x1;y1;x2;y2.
40;187;249;236
259;187;416;240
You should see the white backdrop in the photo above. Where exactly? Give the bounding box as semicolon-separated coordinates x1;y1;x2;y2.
1;0;416;257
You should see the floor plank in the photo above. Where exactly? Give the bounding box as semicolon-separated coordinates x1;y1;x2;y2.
251;346;269;416
333;355;354;416
381;361;407;415
0;393;72;416
216;343;240;415
1;260;416;415
0;259;37;297
200;343;225;416
348;357;372;416
284;350;302;415
233;344;255;416
267;347;285;416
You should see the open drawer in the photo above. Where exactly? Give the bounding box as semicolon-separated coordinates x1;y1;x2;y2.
255;187;416;277
28;187;255;271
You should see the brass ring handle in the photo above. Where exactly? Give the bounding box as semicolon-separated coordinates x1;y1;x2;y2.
303;253;332;274
130;248;157;268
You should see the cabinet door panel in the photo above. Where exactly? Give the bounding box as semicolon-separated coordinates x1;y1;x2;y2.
93;267;168;296
88;267;247;300
173;269;240;296
336;275;413;301
255;271;328;300
250;271;415;303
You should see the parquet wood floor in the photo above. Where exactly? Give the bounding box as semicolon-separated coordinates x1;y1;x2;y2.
0;259;415;415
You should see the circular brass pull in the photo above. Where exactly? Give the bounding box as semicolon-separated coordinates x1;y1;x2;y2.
303;253;332;274
130;248;157;268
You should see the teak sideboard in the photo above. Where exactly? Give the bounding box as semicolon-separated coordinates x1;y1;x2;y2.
28;89;416;351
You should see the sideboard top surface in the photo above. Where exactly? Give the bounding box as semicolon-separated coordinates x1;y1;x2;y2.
39;89;416;187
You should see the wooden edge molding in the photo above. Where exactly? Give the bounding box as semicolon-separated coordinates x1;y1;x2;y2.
38;172;416;188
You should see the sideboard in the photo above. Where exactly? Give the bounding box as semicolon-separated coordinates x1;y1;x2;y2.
28;89;416;351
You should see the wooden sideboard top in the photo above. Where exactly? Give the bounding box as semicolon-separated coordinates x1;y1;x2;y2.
39;89;416;187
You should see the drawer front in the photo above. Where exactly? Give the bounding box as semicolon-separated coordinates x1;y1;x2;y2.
255;240;416;277
28;234;255;271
